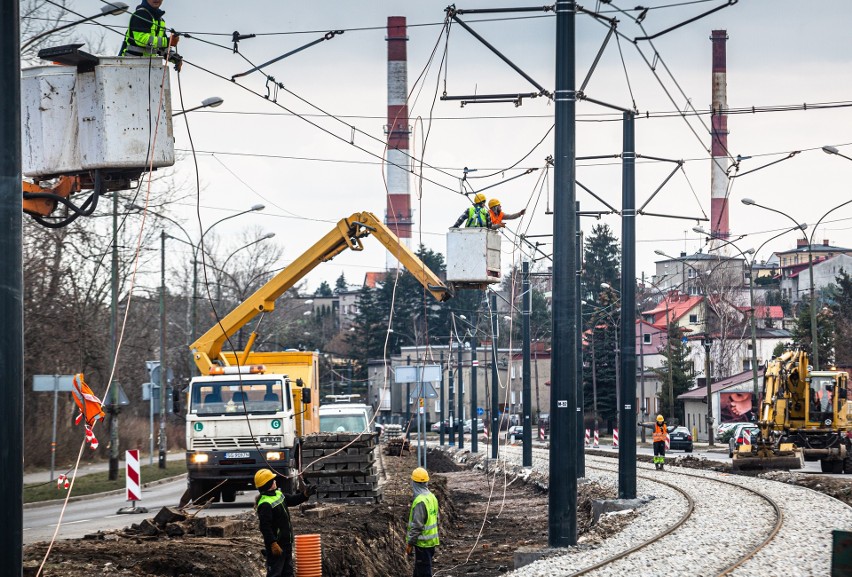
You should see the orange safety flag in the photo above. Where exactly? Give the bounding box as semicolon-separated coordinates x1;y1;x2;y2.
72;373;105;450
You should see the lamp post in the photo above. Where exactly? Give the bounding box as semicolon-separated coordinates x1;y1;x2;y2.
174;96;225;117
213;232;276;301
741;196;852;370
694;223;807;403
21;2;129;51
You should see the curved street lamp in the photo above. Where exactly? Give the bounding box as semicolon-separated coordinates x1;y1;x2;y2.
21;2;129;51
174;96;225;117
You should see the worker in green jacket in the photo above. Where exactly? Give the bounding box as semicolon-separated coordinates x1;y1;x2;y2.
119;0;182;69
406;467;440;577
451;192;493;228
254;468;316;577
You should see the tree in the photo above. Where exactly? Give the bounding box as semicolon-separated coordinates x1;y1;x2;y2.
832;269;852;366
334;273;348;295
314;281;333;297
582;318;617;430
581;223;620;306
655;322;694;423
792;296;836;367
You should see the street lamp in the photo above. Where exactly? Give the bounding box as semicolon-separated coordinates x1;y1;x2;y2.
822;145;852;163
740;197;852;370
21;2;129;51
174;96;225;117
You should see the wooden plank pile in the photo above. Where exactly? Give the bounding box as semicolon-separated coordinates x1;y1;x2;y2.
301;432;381;504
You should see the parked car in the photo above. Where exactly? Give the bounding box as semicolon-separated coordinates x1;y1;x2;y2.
430;420;451;433
668;426;693;452
728;423;760;458
506;425;524;442
715;422;738;442
464;419;486;433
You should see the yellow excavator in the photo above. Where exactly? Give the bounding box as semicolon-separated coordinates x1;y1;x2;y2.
732;349;851;472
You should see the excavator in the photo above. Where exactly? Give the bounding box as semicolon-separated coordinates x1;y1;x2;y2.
732;349;851;473
180;211;489;503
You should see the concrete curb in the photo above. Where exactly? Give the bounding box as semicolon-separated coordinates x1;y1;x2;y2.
23;473;187;510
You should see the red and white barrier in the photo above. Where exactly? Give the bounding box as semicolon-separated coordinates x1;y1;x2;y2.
539;426;545;441
584;429;591;446
612;428;619;448
665;433;670;452
743;430;751;446
126;449;141;502
56;474;70;490
593;430;599;448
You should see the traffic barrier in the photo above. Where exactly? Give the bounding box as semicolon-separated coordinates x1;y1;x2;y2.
584;429;590;446
295;533;322;577
126;449;141;501
539;426;544;441
56;474;70;490
665;433;670;452
612;428;619;448
743;429;751;446
593;429;599;448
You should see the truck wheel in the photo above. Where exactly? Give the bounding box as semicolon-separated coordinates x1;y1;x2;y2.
820;459;834;473
221;486;237;503
190;479;215;505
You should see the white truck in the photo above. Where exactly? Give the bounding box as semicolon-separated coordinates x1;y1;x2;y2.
319;395;376;434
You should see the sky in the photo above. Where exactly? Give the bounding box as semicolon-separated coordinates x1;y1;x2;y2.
22;0;852;296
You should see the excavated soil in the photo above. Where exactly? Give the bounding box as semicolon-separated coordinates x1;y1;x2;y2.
24;446;625;577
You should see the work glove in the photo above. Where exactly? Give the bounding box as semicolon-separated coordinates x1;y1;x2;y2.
270;542;283;557
303;483;318;497
169;34;180;47
406;543;413;555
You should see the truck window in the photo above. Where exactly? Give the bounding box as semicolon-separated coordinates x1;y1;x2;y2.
190;380;285;416
320;415;369;433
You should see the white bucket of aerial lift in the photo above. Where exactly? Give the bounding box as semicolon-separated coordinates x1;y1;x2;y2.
77;57;175;171
21;65;81;178
445;228;501;284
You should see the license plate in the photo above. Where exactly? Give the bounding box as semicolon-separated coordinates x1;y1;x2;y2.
259;436;281;444
225;452;250;459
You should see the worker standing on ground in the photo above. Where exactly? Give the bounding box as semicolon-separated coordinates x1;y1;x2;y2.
641;414;669;470
406;467;440;577
487;199;526;228
451;193;492;228
119;0;182;69
254;468;317;577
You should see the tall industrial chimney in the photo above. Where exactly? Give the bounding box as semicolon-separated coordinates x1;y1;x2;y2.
710;30;730;244
385;17;412;268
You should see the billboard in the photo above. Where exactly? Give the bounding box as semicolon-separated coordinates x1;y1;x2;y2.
720;392;757;423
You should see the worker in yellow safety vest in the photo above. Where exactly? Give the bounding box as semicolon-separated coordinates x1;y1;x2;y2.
487;198;526;228
451;192;493;228
119;0;182;70
406;467;440;577
254;468;316;577
651;414;668;470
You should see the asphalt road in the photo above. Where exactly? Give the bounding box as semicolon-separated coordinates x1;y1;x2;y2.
23;477;255;545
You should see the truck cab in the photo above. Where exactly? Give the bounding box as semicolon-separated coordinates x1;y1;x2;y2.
319;395;376;434
184;366;305;503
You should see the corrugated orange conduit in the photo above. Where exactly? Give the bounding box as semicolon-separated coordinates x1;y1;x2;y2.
295;534;322;577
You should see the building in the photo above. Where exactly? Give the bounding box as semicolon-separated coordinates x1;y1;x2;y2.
773;239;852;269
678;368;763;438
653;251;745;296
779;252;852;304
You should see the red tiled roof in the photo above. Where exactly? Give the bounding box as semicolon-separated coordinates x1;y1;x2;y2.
642;294;703;325
363;271;387;288
736;305;783;319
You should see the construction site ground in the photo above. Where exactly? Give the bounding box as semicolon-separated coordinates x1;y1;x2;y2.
23;446;852;576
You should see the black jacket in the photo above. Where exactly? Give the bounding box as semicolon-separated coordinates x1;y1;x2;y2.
256;489;309;551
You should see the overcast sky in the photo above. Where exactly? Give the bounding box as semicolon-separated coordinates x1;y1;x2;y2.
25;1;852;295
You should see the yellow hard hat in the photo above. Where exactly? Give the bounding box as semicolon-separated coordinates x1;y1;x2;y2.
488;198;501;209
254;468;276;489
656;414;664;422
411;467;429;483
473;193;486;204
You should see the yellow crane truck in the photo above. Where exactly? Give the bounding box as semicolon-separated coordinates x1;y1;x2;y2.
180;212;456;504
732;349;851;473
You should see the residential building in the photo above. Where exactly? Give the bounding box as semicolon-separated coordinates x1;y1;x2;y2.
779;253;852;304
774;239;852;268
653;251;745;296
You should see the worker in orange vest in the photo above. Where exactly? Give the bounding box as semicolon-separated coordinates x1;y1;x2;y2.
640;414;669;469
487;198;525;228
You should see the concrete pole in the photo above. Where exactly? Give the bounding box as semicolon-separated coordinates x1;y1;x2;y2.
108;177;120;481
159;231;168;468
490;293;499;459
522;261;532;467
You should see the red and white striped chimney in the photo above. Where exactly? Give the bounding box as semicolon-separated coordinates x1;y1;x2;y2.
385;17;412;268
710;29;730;244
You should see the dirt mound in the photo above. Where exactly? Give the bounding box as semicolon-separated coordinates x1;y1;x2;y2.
758;470;852;506
425;447;463;473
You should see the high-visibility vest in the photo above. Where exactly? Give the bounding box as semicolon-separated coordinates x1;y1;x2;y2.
653;423;667;442
257;490;293;545
409;492;440;548
121;9;169;57
466;206;487;227
489;209;504;225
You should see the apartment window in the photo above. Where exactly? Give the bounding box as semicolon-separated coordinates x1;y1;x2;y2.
743;359;752;371
687;268;696;278
689;314;698;324
643;333;652;344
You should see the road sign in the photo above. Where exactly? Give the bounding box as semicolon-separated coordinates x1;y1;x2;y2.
477;407;484;416
395;365;441;384
32;374;74;392
102;382;130;407
409;382;438;400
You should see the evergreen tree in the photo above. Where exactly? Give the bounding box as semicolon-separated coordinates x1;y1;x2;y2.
792;296;836;366
655;322;694;423
581;224;620;306
334;272;348;295
314;281;333;297
831;269;852;365
582;316;618;430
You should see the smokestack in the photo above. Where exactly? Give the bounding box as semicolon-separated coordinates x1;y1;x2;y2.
385;17;412;268
710;30;729;246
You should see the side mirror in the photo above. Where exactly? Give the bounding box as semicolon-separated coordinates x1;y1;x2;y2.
301;388;312;405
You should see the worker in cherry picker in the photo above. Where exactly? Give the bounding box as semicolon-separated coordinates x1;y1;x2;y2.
451;193;493;228
119;0;182;70
487;198;526;228
254;468;317;577
640;414;669;470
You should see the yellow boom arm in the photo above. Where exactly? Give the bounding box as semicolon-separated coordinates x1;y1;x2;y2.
190;211;452;374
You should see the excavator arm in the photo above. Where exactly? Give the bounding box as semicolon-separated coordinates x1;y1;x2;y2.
190;211;452;374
